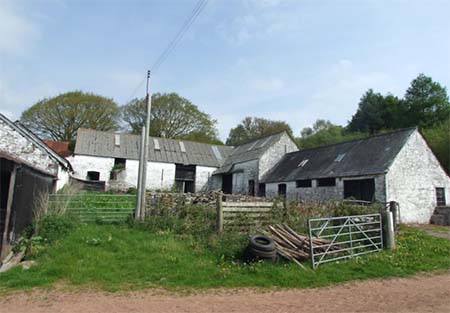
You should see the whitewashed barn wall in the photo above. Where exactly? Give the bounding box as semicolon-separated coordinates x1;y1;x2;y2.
386;130;450;223
196;166;217;192
68;155;115;183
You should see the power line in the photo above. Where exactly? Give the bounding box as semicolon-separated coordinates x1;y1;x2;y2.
123;0;208;104
152;0;208;72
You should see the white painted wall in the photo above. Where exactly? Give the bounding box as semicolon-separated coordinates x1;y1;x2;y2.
56;166;70;190
386;130;450;224
68;155;115;183
196;166;216;192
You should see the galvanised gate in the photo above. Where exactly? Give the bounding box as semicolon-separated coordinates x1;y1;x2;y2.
308;213;383;268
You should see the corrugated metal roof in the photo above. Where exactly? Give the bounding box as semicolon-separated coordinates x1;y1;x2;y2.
213;132;287;174
261;128;416;183
74;128;234;168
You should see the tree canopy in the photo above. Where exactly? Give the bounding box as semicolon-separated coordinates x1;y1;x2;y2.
121;92;221;144
20;91;119;142
347;74;449;133
225;117;293;146
298;119;365;149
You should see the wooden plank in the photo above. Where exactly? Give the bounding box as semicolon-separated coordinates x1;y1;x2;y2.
223;212;270;218
222;202;273;208
1;165;17;260
223;207;272;213
216;192;223;233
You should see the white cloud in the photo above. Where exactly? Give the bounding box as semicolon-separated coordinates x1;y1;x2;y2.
0;1;40;56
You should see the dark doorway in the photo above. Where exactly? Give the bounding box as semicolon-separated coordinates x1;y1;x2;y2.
278;184;287;198
248;180;255;196
222;174;232;194
344;179;375;201
0;159;13;250
258;183;266;197
175;164;196;193
87;171;100;181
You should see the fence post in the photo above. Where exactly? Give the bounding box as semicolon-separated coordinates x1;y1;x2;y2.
389;201;398;230
216;192;223;233
382;209;395;249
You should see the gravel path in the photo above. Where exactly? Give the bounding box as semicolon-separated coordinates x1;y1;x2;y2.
1;273;449;313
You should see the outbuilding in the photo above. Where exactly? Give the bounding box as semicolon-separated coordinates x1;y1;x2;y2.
261;128;450;223
69;128;234;192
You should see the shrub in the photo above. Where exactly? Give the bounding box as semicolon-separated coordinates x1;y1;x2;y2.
37;214;79;243
207;232;248;261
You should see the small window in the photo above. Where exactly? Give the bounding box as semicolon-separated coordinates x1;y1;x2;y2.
296;179;312;188
317;177;336;187
87;171;100;181
114;158;126;169
436;188;446;206
298;159;309;167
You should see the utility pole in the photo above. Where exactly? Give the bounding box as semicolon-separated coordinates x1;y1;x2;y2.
135;70;152;220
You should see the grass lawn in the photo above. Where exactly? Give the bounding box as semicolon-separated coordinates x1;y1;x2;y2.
0;224;449;292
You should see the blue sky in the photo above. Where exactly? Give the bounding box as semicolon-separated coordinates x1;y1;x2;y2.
1;0;449;140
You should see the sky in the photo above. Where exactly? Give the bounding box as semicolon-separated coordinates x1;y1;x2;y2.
1;0;449;141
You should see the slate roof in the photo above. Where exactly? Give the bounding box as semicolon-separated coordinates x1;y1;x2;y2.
74;128;234;168
261;128;417;183
214;131;288;174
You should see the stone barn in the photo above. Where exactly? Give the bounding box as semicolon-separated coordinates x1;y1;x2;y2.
211;131;298;196
0;113;72;258
261;128;450;224
69;128;234;192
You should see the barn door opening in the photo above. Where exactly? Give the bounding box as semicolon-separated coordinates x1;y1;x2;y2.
175;164;196;193
248;180;255;196
222;174;232;194
278;183;287;198
344;179;375;201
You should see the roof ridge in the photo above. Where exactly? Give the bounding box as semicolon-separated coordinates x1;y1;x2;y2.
77;128;229;147
293;127;417;154
235;130;286;147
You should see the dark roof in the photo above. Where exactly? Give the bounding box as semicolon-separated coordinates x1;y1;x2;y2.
74;128;234;168
261;128;416;183
214;131;289;174
0;114;71;171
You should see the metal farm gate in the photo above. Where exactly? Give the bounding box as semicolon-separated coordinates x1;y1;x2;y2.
308;213;383;268
48;194;135;222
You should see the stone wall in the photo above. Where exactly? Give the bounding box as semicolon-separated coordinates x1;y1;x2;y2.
231;159;259;194
386;130;450;224
0;119;58;176
196;166;217;192
266;174;386;202
259;132;298;180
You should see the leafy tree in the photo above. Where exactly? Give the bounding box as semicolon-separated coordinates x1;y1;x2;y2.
298;119;366;149
402;74;450;128
422;120;450;174
121;92;221;144
225;117;293;146
347;89;401;134
20;91;119;141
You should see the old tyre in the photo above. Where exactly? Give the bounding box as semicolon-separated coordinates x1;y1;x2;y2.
248;246;276;259
249;235;275;252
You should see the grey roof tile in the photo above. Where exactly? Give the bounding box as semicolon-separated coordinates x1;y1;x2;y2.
74;128;233;168
261;128;416;183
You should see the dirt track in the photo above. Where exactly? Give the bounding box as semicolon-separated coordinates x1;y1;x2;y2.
1;273;449;313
